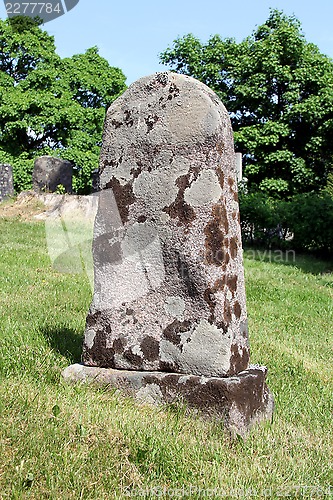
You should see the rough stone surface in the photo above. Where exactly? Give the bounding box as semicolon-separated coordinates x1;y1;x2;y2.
0;164;14;202
62;363;274;436
33;156;73;193
82;72;250;378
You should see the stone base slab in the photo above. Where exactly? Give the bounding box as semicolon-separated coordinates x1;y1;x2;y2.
62;364;274;436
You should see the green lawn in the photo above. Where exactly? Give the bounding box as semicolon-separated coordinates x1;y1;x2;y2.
0;213;332;499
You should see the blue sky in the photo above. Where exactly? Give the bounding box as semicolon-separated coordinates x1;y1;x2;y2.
1;0;333;84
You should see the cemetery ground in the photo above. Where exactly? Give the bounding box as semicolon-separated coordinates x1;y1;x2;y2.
0;202;332;499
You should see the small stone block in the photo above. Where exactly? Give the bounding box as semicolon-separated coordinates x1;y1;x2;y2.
0;164;14;202
62;363;274;436
33;156;73;193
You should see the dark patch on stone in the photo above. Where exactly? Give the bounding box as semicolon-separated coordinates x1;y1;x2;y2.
83;331;115;368
176;253;199;297
205;276;233;323
228;343;250;375
124;109;134;127
85;310;102;330
204;203;231;267
234;301;242;319
111;119;122;129
228;177;235;189
216;142;224;156
215;321;228;334
163;173;196;225
169;83;180;98
213;277;226;291
124;349;142;367
159;360;180;372
162;319;191;347
144;373;259;418
233;191;239;202
156;72;169;86
130;166;142;179
204;218;225;267
126;308;134;316
216;166;225;189
82;311;115;368
137;215;147;223
204;288;217;323
145;115;159;133
214;204;229;235
113;338;125;354
224;299;232;325
229;237;238;259
140;336;160;362
158;95;167;109
93;237;122;267
228;275;238;295
105;178;136;223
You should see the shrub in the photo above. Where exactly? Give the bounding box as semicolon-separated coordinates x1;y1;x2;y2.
290;193;333;253
239;191;333;255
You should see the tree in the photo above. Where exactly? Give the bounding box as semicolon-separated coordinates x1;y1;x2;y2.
0;17;126;193
160;10;333;197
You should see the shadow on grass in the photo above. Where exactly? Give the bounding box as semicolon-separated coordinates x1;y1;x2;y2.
42;326;83;364
243;246;333;276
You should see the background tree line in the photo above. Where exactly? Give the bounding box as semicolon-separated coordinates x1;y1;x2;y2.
0;16;126;193
1;11;332;252
160;9;333;254
160;9;333;199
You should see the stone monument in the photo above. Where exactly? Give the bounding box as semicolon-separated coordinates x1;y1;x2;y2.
33;156;73;193
0;164;14;202
63;72;273;435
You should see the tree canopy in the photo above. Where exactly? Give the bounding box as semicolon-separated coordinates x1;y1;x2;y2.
160;9;333;197
0;16;126;193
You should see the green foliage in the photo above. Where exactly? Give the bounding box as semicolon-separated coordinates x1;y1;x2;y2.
290;193;333;252
325;171;333;198
0;17;127;193
161;9;333;197
239;191;333;254
55;184;66;195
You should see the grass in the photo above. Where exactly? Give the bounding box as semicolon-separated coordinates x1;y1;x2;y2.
0;205;332;498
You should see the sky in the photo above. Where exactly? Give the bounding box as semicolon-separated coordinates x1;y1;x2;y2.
1;0;333;84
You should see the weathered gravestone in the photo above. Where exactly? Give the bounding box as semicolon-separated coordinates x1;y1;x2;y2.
63;72;273;435
33;156;73;193
0;164;14;202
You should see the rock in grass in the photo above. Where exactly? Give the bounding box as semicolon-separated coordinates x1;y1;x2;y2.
64;72;274;436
